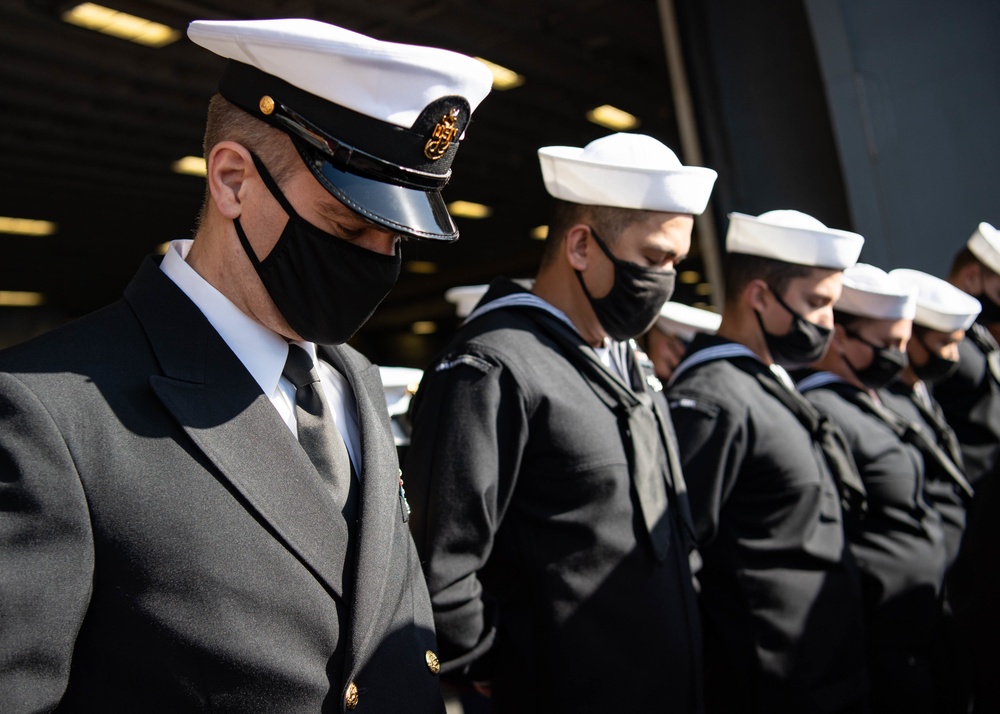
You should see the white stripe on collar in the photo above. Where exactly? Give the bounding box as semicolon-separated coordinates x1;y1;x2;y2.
463;289;634;384
668;342;760;386
796;370;845;393
463;291;577;332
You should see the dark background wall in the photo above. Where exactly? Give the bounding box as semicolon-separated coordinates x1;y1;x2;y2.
675;0;853;244
805;0;1000;274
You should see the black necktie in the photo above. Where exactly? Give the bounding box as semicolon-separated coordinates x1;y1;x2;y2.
282;345;358;522
910;386;964;468
851;390;974;500
755;370;868;516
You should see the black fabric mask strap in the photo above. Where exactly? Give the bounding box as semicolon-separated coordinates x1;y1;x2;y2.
233;217;262;271
844;329;880;351
770;287;805;320
250;152;302;221
588;226;620;264
841;329;875;377
233;153;301;273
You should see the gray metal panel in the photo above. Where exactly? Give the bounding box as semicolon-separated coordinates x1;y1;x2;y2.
806;0;1000;276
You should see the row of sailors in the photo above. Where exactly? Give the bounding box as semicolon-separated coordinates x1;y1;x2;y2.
390;135;1000;712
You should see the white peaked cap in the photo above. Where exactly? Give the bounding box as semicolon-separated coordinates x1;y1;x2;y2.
445;285;489;318
889;269;982;332
187;19;492;128
726;210;864;269
655;302;722;341
187;19;494;241
967;222;1000;276
835;263;917;320
537;133;718;214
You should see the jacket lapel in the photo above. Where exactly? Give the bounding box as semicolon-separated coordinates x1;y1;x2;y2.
322;345;399;666
124;258;351;602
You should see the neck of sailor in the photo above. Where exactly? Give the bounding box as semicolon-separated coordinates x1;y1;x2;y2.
533;224;614;348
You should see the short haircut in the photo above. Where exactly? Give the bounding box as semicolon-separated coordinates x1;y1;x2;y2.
948;245;998;280
723;253;813;306
539;199;658;267
196;94;301;227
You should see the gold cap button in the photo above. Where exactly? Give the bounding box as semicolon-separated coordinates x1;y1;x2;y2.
259;95;275;115
345;681;359;709
425;649;441;675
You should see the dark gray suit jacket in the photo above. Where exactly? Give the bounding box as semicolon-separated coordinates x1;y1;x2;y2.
0;257;443;713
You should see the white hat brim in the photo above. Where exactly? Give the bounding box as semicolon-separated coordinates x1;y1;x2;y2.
967;222;1000;276
889;268;981;332
538;145;717;214
726;211;864;269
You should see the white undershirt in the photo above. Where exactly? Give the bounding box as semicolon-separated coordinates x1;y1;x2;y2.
159;239;362;472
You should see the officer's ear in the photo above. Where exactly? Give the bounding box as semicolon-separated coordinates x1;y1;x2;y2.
564;224;593;272
206;141;254;220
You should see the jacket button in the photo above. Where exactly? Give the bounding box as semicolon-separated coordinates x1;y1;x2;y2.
425;649;441;675
345;681;359;710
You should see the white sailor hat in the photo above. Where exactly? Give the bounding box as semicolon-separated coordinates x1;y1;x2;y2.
835;263;917;320
444;284;489;318
967;222;1000;275
726;210;864;270
187;19;493;241
654;301;721;341
537;133;717;214
889;268;981;332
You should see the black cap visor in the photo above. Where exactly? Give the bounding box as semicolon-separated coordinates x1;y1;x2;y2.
219;61;468;241
300;143;458;241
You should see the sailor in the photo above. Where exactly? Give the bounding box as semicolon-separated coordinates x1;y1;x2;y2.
882;268;980;566
933;222;1000;488
796;263;947;714
667;209;868;713
881;267;981;714
645;301;721;380
405;133;717;712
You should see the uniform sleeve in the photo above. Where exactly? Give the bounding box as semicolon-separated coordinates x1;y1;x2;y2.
404;351;528;679
934;338;987;415
668;393;747;546
0;374;94;712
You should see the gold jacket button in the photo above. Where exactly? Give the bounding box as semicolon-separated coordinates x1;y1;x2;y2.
425;649;441;675
345;681;359;710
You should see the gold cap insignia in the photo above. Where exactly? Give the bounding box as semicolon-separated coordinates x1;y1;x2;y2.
259;95;275;116
424;108;460;161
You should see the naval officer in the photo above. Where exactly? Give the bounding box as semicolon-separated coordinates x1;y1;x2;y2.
405;133;717;712
796;264;947;714
0;18;492;712
667;210;869;713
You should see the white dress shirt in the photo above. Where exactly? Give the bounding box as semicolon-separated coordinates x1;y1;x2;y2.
159;239;362;473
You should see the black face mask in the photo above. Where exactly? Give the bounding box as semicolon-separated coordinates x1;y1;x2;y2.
234;154;401;345
844;330;908;389
912;335;960;384
576;227;676;342
755;289;833;368
975;291;1000;326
